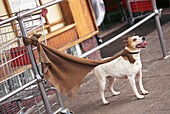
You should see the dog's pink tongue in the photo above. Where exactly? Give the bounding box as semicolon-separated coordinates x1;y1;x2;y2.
142;41;147;46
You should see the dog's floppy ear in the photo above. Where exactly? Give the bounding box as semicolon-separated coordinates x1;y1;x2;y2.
123;40;128;47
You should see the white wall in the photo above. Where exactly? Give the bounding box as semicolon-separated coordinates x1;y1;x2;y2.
41;0;65;31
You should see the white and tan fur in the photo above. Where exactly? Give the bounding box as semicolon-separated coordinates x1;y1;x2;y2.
94;35;149;105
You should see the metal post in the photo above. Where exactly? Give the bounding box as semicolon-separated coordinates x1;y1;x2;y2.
120;1;128;21
126;0;134;25
151;0;167;57
17;13;52;114
53;88;64;110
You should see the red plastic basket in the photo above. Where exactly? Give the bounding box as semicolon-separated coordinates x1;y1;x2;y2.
123;0;154;13
10;46;31;67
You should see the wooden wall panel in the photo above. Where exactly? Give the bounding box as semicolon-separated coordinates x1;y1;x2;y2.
68;0;98;38
47;27;78;49
81;0;97;32
59;1;74;25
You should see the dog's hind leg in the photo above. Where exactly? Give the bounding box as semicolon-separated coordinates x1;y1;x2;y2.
98;77;110;105
137;70;149;95
128;76;145;99
107;76;120;96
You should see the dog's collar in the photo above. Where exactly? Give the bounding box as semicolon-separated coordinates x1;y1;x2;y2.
128;51;139;54
122;50;138;64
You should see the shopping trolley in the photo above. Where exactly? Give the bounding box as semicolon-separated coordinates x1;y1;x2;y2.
0;0;72;114
122;0;156;25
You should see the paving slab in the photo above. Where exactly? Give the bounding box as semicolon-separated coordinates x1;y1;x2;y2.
49;14;170;114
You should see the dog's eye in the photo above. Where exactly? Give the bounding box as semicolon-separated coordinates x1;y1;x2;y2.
133;39;137;41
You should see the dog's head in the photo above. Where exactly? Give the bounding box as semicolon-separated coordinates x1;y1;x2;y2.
123;35;147;52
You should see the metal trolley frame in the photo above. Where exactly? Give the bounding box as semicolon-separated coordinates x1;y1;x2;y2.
80;0;167;59
0;0;71;114
123;0;157;25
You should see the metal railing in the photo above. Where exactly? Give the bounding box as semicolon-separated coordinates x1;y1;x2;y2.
80;0;167;58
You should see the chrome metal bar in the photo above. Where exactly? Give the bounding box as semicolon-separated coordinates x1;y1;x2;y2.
0;79;37;103
51;87;64;110
21;0;63;18
18;15;52;114
34;97;41;114
126;0;134;24
0;0;64;26
80;12;156;58
129;0;149;2
0;65;34;85
40;14;47;45
151;0;167;57
133;12;152;20
0;52;28;68
0;53;7;81
0;16;17;26
27;22;43;33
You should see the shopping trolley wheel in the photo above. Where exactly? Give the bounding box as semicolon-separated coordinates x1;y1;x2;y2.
129;20;134;26
60;110;74;114
128;18;134;26
69;110;74;114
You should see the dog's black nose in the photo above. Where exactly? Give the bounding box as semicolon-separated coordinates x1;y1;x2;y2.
142;37;146;41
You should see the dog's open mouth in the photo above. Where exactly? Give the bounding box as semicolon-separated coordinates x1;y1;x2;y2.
136;41;147;48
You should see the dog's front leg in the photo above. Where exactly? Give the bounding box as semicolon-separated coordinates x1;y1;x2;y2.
108;77;120;96
137;70;149;95
128;76;145;99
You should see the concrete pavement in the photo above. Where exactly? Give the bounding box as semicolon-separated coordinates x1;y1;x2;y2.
50;14;170;114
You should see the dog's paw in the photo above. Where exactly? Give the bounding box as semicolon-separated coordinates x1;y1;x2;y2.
142;90;149;95
104;101;110;105
137;95;145;99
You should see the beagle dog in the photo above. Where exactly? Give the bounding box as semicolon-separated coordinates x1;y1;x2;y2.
94;35;149;105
